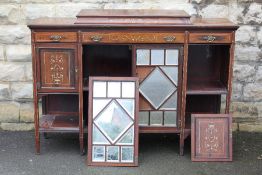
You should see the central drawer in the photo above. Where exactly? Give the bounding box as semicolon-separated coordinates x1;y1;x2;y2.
82;32;184;44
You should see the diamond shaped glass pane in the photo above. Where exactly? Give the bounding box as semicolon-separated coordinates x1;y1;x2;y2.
160;66;178;85
95;100;133;143
139;67;176;109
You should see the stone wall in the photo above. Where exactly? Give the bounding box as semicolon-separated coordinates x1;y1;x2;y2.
0;0;261;131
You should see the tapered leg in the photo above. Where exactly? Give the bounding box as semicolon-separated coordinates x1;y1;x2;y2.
80;136;85;155
34;95;40;154
179;133;184;156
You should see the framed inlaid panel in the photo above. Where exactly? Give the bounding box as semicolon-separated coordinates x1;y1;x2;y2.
191;114;232;162
36;44;78;92
88;77;139;166
135;45;183;129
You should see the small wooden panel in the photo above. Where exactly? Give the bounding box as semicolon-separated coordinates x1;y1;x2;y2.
37;47;77;92
191;114;232;161
82;32;184;44
189;32;232;43
35;32;77;42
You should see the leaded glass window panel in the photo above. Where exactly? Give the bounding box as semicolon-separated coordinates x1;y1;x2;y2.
88;77;138;166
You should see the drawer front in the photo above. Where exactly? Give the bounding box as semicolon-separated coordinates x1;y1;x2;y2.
189;33;232;43
82;32;184;43
35;32;77;42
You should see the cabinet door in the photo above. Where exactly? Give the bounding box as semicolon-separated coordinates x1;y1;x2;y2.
135;45;183;129
36;44;78;92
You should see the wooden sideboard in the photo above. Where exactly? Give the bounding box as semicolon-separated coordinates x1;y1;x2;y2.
28;9;238;156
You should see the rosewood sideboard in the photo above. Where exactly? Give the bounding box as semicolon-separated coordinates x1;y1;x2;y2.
28;9;238;159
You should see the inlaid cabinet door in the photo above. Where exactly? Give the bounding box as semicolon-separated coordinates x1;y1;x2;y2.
36;44;78;92
191;114;232;161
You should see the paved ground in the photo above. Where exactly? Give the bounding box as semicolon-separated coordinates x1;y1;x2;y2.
0;131;261;175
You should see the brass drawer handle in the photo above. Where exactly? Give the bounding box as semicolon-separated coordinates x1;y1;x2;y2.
163;36;176;42
202;35;216;42
50;35;63;41
91;35;103;42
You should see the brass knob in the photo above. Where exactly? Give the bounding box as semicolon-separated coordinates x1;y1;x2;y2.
203;35;216;42
91;35;102;42
163;36;176;42
50;35;63;41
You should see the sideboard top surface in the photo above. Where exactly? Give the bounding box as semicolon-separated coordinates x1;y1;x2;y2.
28;9;239;30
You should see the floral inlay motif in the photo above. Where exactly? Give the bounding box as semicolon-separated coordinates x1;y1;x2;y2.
204;123;219;152
50;54;64;84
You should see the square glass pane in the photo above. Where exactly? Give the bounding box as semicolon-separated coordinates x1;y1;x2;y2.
139;111;149;126
151;49;164;65
165;49;179;65
136;49;150;65
108;82;121;98
121;147;134;162
164;111;177;126
150;111;163;126
93;81;106;98
107;146;119;162
121;82;135;98
92;146;105;162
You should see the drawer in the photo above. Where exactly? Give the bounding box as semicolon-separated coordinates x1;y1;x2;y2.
82;32;184;43
189;32;232;43
35;32;77;42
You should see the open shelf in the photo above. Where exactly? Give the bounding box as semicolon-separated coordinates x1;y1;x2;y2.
39;115;79;133
187;80;227;95
187;44;230;95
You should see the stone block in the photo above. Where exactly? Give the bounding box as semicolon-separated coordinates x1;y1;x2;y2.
228;2;245;24
0;25;30;44
0;5;20;24
255;66;262;82
11;82;33;100
235;44;261;61
21;4;56;20
243;3;262;25
243;83;262;101
0;62;25;81
199;4;229;18
0;83;11;100
55;3;102;18
231;82;243;101
6;45;31;62
235;25;257;45
0;45;4;61
20;102;34;122
239;122;262;132
233;64;256;83
231;102;259;120
0;123;34;131
25;62;32;81
257;26;262;45
0;101;20;122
